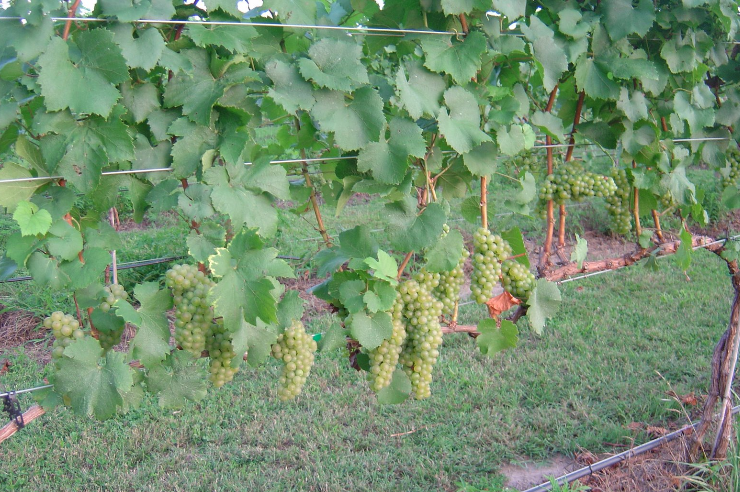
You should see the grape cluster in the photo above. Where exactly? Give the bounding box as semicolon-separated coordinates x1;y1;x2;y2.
511;151;539;176
723;147;740;189
501;259;536;302
206;320;239;388
538;162;617;204
165;264;215;357
605;168;632;235
658;191;677;210
367;292;407;392
43;311;85;359
98;284;129;350
471;228;512;304
272;320;317;401
398;278;444;400
434;247;469;315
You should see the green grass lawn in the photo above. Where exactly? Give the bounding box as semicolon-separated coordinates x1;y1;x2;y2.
0;246;730;492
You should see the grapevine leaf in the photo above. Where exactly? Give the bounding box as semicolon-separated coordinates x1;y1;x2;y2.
502;172;537;215
376;369;411;404
111;25;166;71
603;0;655;41
55;338;134;420
164;49;225;127
339;225;379;260
441;0;473;15
116;282;173;367
207;0;243;16
674;92;715;133
187;231;217;264
425;229;464;273
339;280;367;314
59;248;111;290
0;101;18;132
660;33;698;74
497;124;536;156
298;39;369;91
210;272;277;330
46;220;83;262
395;62;445;120
188;23;258;53
146;351;208;409
318;322;347;352
5;233;39;267
37;33;125;117
421;31;486;84
262;0;317;25
178;183;215;222
463;142;498;177
265;58;315;113
99;0;151;21
617;88;649;122
501;227;529;268
315;247;350;277
531;111;566;143
675;226;693;271
526;279;561;335
169;120;219;178
311;88;385;151
570;234;588;269
387;201;447;252
232;315;277;367
0;162;43;210
13;201;52;236
277;290;305;330
357;118;426;184
477;319;518;356
522;17;568;93
90;308;125;340
2;16;54;62
27;252;69;290
438;87;492;154
639;230;654;249
0;256;17;281
121;82;160;123
348;310;393;351
461;195;496;225
243;158;291;200
364;283;397;313
14;136;47;176
365;250;399;283
491;0;526;20
575;57;620;100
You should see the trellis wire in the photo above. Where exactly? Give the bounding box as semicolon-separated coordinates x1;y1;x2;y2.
0;384;53;399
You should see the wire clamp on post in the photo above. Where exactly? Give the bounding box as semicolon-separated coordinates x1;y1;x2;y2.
2;391;24;429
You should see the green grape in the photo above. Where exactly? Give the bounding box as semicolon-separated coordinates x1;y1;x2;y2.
43;311;85;359
98;283;130;350
434;249;469;316
367;291;406;392
272;320;317;401
538;162;618;216
166;264;215;357
605;168;632;236
723;147;740;189
471;228;512;304
398;279;444;400
206;319;239;388
501;259;536;302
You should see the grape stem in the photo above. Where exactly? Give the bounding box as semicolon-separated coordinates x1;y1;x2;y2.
62;0;81;41
296;117;332;248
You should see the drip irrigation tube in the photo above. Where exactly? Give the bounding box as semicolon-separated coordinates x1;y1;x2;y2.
522;404;740;492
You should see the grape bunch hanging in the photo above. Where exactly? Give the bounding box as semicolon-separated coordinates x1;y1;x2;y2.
97;284;130;350
272;320;318;401
367;292;407;392
538;161;617;205
722;146;740;189
471;228;512;304
166;264;216;357
43;312;85;360
605;168;632;236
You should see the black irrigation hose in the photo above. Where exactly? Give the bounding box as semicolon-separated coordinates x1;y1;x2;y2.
0;254;305;284
523;404;740;492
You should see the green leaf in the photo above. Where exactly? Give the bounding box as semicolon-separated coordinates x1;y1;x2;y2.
348;310;393;351
497;124;536;156
265;58;315;113
232;315;278;367
357;118;426;184
638;230;654;249
570;234;588;269
188;23;258;53
339;226;379;260
421;31;487;84
660;32;697;74
501;227;529;268
27;252;69;290
575;57;620;100
0;162;44;210
364;283;397;313
46;220;83;261
59;248;111;290
13;201;52;236
492;0;526;20
463;142;498;177
438;86;491;154
395;62;445;120
365;250;399;284
178;183;214;222
115;282;173;367
2;16;54;62
603;0;655;41
477;319;518;356
339;280;367;314
531;111;565;143
120;81;160;123
164;49;227;127
55;338;134;419
675;226;692;271
425;229;464;273
503;171;537;215
311;88;385;151
522;17;568;93
169;121;219;178
146;351;208;409
0;256;17;281
674;92;715;134
277;290;304;330
263;0;317;25
37;31;127;117
526;279;561;335
387;201;447;252
298;39;368;91
376;369;411;404
4;233;38;267
99;0;151;21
